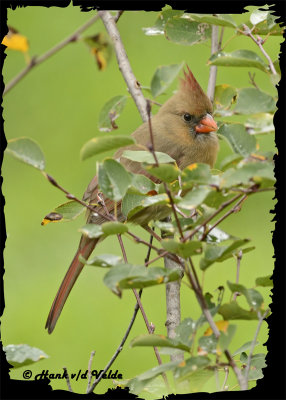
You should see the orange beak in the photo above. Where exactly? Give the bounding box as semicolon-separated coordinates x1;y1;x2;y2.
195;114;217;133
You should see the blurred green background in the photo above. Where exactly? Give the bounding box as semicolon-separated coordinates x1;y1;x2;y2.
2;5;280;396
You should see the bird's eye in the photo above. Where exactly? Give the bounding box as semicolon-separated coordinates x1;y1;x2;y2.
183;113;192;122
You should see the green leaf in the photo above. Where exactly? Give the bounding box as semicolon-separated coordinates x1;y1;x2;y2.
189;13;237;28
219;324;237;351
80;135;135;160
220;154;243;171
104;264;181;295
6;137;45;170
219;302;258;320
165;17;211;45
178;368;214;391
204;227;233;244
227;281;264;311
79;224;103;238
234;88;276;114
200;239;250;270
255;275;273;287
162;239;202;258
150;63;183;97
181;163;212;187
198;334;218;354
101;221;128;235
80;253;122;267
98;95;128;132
121;150;175;164
128;360;180;394
208;50;269;72
98;158;131;201
179;186;212;210
218;124;256;157
130;334;191;352
142;193;169;207
154;220;176;234
41;201;85;225
146;164;180;183
250;9;269;25
203;191;234;209
4;344;49;368
232;340;259;357
220;161;275;188
131;174;156;194
241;353;266;381
214;84;237;111
174;356;211;381
121;192;147;218
175;318;196;347
245;113;274;135
142;5;184;36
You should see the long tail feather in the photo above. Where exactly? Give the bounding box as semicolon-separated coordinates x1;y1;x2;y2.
45;237;98;334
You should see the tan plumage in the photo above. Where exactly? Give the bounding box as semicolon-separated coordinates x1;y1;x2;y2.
45;66;219;333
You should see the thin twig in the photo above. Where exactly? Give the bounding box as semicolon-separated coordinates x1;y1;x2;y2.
113;10;124;23
45;173;114;222
207;24;219;103
201;194;248;241
248;72;259;89
88;230;154;393
241;24;277;75
146;98;162;107
117;233;170;391
145;250;169;266
144;230;154;264
244;308;270;383
4;13;101;95
183;193;243;242
218;27;225;50
99;10;148;122
233;250;243;301
63;367;73;392
87;294;142;393
221;366;229;391
86;351;96;392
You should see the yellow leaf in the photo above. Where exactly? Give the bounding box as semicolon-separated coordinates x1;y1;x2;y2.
204;320;229;336
250;153;266;161
2;29;29;52
157;276;164;284
41;212;63;226
187;163;197;171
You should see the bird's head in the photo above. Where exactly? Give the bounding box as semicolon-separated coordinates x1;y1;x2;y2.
157;66;217;138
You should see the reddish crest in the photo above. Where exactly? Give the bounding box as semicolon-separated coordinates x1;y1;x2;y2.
180;65;205;95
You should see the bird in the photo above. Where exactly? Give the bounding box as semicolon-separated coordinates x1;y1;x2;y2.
45;66;219;333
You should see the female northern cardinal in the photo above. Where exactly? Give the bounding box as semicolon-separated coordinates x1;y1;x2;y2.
45;67;218;333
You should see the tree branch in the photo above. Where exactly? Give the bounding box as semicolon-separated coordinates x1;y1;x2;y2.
98;10;148;122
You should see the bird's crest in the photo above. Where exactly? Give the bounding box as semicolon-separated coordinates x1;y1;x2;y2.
180;65;205;96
